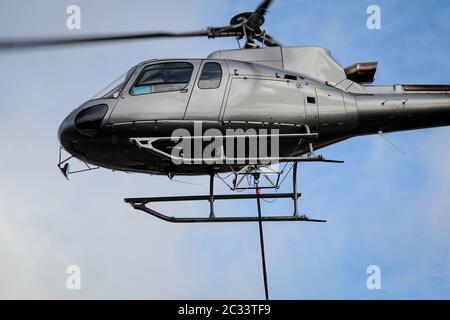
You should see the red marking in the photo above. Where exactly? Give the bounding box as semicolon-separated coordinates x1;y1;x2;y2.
256;187;262;195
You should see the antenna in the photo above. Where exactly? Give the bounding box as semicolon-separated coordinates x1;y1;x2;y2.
378;131;406;155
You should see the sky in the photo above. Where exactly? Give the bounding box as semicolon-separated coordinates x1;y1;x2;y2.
0;0;450;299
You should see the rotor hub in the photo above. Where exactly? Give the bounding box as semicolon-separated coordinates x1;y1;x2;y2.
230;12;265;29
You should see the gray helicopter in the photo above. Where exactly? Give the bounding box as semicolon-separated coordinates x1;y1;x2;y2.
2;0;449;224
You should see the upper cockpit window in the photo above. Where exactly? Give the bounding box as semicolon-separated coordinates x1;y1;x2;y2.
92;72;126;99
198;62;222;89
92;65;138;100
130;62;194;95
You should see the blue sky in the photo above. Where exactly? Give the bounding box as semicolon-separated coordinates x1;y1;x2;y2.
0;0;450;299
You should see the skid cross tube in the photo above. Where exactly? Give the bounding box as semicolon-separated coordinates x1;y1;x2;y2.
124;165;326;223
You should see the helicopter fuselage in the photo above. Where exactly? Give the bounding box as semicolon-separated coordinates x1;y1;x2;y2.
58;49;450;176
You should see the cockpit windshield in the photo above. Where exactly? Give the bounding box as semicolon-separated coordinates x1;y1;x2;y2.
92;65;137;99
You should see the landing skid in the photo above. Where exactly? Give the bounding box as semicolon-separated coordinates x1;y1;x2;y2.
125;194;326;223
124;163;326;223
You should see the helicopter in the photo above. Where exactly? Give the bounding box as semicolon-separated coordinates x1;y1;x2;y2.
3;0;449;301
2;0;449;224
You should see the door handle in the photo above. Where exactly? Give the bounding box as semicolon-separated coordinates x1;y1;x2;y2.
179;88;188;93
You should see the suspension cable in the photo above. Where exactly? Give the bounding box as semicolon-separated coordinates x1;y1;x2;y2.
255;177;269;300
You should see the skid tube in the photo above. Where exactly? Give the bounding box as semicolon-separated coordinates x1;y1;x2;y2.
124;163;326;223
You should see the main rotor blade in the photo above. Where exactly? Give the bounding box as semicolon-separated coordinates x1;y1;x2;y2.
254;0;274;17
247;0;274;29
208;26;243;38
0;30;209;50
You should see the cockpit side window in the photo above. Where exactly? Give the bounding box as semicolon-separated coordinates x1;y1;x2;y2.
130;62;194;95
198;62;222;89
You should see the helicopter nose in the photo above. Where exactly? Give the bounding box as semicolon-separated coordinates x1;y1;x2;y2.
58;103;108;153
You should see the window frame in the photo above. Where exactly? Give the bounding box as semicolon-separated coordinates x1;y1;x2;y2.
129;61;195;96
197;62;223;90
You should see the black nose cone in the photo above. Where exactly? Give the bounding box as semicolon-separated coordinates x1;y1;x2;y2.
58;103;109;157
